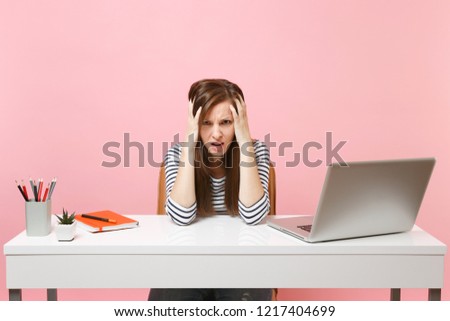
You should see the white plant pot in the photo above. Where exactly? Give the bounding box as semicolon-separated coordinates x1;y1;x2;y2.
55;221;77;241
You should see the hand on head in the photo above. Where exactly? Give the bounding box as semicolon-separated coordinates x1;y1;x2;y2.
187;100;202;143
229;95;252;145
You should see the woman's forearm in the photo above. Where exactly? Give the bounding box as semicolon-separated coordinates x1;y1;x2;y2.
169;144;197;208
238;140;265;206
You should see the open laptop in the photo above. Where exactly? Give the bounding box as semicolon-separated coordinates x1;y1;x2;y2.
267;158;435;243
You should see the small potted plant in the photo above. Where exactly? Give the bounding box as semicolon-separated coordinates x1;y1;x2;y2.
55;208;77;241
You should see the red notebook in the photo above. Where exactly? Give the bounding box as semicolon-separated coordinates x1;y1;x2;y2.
75;210;139;233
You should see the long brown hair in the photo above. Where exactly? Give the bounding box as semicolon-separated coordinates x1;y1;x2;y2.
188;79;244;216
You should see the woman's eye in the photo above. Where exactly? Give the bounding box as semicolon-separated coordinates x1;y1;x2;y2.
202;121;211;126
222;120;232;125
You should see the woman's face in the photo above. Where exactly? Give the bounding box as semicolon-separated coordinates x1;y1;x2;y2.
199;100;235;158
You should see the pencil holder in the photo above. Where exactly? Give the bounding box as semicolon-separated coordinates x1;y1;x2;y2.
25;200;52;236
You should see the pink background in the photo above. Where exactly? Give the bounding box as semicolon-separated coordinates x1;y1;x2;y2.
1;0;449;300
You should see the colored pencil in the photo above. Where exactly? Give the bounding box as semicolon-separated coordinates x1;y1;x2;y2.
21;180;29;201
48;177;57;200
15;180;28;201
42;183;50;202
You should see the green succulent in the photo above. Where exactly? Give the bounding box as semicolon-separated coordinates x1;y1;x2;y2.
55;208;76;225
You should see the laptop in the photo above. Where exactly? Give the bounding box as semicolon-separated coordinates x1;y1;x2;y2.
267;158;435;243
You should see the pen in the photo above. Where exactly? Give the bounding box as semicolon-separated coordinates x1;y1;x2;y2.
81;214;117;223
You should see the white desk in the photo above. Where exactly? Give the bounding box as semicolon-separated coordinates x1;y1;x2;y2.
4;215;447;301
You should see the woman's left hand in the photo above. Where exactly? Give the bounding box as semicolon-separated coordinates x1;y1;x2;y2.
230;96;252;145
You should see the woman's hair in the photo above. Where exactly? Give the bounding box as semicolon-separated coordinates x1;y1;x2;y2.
188;79;244;216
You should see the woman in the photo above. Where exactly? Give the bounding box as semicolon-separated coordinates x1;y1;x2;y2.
149;79;272;301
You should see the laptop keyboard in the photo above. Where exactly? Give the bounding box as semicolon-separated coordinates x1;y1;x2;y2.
297;225;312;232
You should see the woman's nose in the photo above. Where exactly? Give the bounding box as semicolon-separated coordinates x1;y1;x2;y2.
211;124;222;139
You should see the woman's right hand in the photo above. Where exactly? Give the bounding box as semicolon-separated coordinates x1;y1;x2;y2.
186;100;202;144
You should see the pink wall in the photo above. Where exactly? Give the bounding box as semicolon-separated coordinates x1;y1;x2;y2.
1;0;449;300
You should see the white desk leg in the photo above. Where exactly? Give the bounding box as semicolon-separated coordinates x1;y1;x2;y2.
9;289;22;301
428;289;441;301
390;288;401;301
47;289;58;301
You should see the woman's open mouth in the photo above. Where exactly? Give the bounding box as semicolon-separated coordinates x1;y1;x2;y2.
207;141;224;154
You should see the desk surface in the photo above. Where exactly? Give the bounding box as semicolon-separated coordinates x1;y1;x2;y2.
3;215;447;292
4;214;446;255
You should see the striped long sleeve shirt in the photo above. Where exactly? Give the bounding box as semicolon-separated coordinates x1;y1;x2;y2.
164;140;270;225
